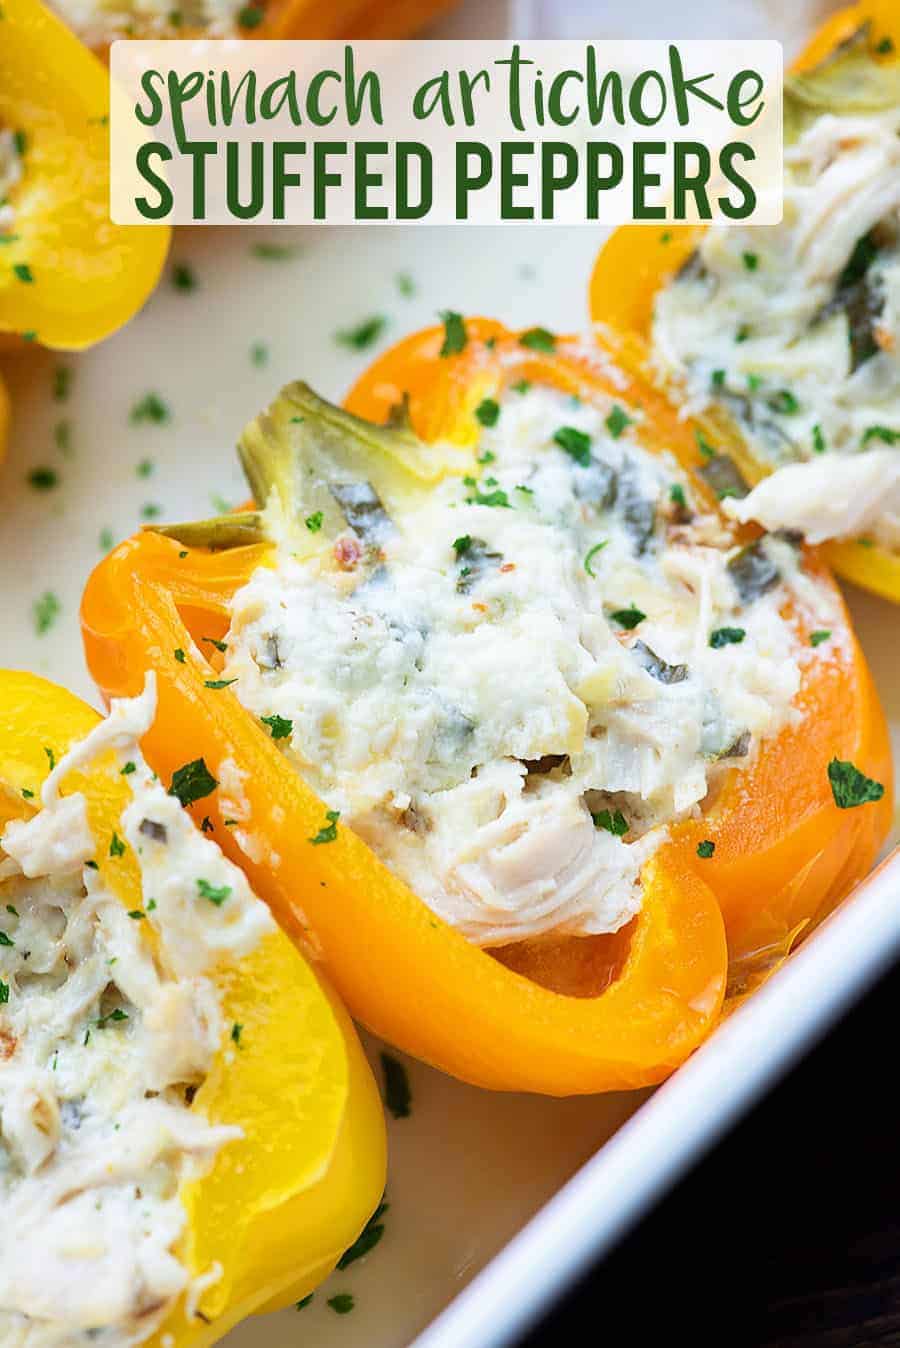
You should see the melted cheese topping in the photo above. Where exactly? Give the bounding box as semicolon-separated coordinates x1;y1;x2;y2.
653;108;900;547
224;384;836;947
47;0;247;44
0;679;274;1348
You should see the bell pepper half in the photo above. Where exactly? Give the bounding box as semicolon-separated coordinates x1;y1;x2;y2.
588;0;900;602
0;668;387;1344
0;0;170;350
81;319;891;1093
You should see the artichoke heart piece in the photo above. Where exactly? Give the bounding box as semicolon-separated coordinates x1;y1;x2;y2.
148;381;468;553
785;23;900;143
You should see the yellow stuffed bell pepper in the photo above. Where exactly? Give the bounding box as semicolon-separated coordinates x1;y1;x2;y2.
0;669;386;1345
81;319;892;1095
589;1;900;602
0;0;169;349
43;0;458;51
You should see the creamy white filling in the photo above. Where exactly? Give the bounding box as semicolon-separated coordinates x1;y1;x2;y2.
0;680;274;1348
47;0;248;44
223;384;826;946
652;107;900;546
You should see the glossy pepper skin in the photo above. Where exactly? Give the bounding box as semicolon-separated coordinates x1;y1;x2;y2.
588;1;900;603
0;0;170;350
0;669;387;1344
81;319;891;1093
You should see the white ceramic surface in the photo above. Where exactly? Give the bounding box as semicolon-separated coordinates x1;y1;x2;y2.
2;1;896;1344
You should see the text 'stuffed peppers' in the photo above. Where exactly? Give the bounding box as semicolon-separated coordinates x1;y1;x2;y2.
0;670;386;1347
0;0;169;350
81;319;891;1095
588;1;900;603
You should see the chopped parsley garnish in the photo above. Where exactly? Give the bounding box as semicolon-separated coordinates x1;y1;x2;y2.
746;373;763;392
583;541;608;577
21;789;33;800
251;242;298;261
169;758;218;806
96;1007;128;1028
768;389;799;416
141;504;161;520
610;605;645;630
237;4;264;26
336;316;386;350
670;483;687;508
201;817;214;834
464;480;510;508
204;678;237;690
0;980;8;1004
605;404;632;439
6;906;18;916
453;535;472;558
697;840;715;858
711;369;726;389
812;424;826;454
396;271;416;297
202;636;227;653
231;1022;243;1045
33;591;60;635
121;761;136;775
338;1200;389;1269
876;35;895;54
197;878;231;906
261;713;293;740
477;449;496;464
305;511;323;532
0;932;14;948
174;648;186;662
735;324;751;343
109;832;126;858
53;367;71;402
694;429;716;459
475;398;500;428
309;809;340;845
592;809;628;836
709;626;746;648
137;458;154;478
28;467;58;490
381;1052;412;1118
13;262;33;283
810;630;831;647
100;528;114;552
511;379;531;394
172;263;196;291
827;758;884;810
742;251;759;271
54;421;71;454
147;899;157;911
439;310;467;357
862;425;898;446
127;910;145;920
519;326;556;352
327;1295;355;1315
553;425;591;465
45;747;56;771
130;392;171;425
296;1295;314;1311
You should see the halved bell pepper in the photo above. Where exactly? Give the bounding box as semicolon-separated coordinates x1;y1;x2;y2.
81;319;891;1094
588;0;900;602
0;0;170;349
0;669;386;1344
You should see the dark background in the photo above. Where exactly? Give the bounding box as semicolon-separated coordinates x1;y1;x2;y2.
519;961;900;1348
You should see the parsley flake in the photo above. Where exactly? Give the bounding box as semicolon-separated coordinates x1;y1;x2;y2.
610;605;645;630
28;467;58;490
337;1201;388;1269
33;591;60;635
309;809;340;845
519;326;556;352
605;405;632;439
327;1295;354;1315
197;878;231;906
583;541;608;577
109;832;126;858
592;809;628;836
439;311;467;357
810;630;831;647
553;425;591;466
475;398;500;428
130;393;171;425
709;626;746;648
204;678;237;690
169;758;218;807
261;713;293;740
697;839;716;858
827;758;884;810
172;263;196;291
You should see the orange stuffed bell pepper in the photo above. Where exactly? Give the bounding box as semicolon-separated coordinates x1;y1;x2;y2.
43;0;457;51
589;1;900;603
0;669;386;1344
0;0;169;350
81;318;890;1095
